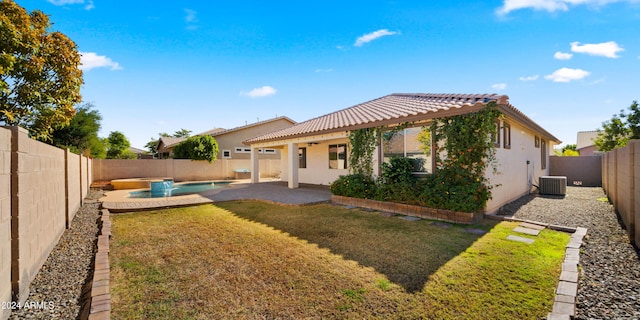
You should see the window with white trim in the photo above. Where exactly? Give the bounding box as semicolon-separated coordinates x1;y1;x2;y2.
222;150;231;158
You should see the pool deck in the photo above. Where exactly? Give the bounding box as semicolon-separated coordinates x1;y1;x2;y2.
100;180;332;212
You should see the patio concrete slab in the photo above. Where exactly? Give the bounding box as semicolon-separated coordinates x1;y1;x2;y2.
100;180;332;212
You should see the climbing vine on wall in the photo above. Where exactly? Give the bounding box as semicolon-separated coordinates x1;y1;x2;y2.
430;101;502;211
334;105;502;213
348;127;380;177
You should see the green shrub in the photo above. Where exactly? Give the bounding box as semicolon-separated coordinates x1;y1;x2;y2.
330;174;376;199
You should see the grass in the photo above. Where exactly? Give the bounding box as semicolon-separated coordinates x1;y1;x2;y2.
110;201;570;319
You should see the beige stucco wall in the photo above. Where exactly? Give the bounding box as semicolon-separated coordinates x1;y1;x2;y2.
0;127;11;320
93;158;281;182
280;139;352;186
485;120;552;213
215;118;294;160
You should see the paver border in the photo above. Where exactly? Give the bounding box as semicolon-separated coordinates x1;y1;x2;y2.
486;214;587;319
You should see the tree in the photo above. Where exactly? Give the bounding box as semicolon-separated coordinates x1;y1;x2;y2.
50;102;106;157
106;131;136;159
0;0;83;140
173;128;192;138
173;135;219;163
594;108;631;152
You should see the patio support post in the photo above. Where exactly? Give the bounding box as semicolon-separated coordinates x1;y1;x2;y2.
250;147;260;184
287;143;299;189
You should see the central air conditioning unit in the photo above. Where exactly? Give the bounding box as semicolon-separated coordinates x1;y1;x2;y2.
539;176;567;196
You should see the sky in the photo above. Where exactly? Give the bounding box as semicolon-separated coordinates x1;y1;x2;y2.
15;0;640;149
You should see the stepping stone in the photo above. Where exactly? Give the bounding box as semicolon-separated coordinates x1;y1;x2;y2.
513;226;541;236
464;228;487;235
519;222;546;230
379;211;395;217
399;215;421;221
342;205;357;209
506;235;535;244
432;221;451;229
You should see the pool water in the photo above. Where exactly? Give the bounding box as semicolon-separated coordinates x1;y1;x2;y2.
129;181;232;198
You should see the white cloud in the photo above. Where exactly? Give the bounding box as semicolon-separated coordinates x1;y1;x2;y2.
185;9;198;23
354;29;399;47
492;83;507;90
570;41;624;58
240;86;277;98
315;68;334;73
496;0;640;15
47;0;94;10
79;52;122;71
519;75;539;81
554;51;573;60
544;67;590;82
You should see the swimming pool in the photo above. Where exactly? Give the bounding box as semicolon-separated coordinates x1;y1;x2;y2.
128;181;232;198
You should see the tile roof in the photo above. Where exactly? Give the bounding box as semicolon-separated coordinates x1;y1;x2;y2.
246;93;559;144
197;116;296;138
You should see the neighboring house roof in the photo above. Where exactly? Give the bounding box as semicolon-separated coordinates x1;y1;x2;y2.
576;130;599;149
246;93;560;144
197;127;226;136
129;147;148;154
157;136;187;150
202;116;296;138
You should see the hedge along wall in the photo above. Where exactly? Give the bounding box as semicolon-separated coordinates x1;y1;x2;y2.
602;140;639;246
0;126;93;320
92;158;282;182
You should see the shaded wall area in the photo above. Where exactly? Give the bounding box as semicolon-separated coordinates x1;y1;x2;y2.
0;126;92;320
602;140;639;246
550;155;602;187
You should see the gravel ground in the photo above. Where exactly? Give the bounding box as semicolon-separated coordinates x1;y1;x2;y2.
9;189;103;320
500;186;640;319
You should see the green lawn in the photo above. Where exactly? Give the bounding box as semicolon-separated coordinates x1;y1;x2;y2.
110;201;569;319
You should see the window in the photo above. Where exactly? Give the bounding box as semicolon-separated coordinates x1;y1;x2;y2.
259;148;276;154
503;122;511;149
329;144;347;169
541;139;547;169
234;147;251;153
535;136;540;148
493;119;501;147
222;150;231;158
298;147;307;169
382;126;432;173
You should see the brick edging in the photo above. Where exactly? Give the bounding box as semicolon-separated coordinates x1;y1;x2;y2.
547;227;587;319
87;209;111;319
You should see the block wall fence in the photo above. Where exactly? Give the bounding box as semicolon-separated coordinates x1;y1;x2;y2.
1;126;92;320
92;158;281;182
602;140;640;246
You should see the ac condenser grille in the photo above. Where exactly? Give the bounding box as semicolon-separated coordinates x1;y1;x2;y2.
539;176;567;195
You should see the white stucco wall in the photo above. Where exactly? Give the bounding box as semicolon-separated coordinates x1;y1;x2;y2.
485;120;553;213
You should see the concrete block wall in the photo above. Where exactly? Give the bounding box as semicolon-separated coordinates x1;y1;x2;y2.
12;127;67;304
602;140;638;246
0;127;12;320
92;158;281;182
1;126;93;320
66;150;81;227
549;156;602;187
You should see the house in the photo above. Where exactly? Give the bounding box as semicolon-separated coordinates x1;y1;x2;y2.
245;93;561;214
156;116;296;160
156;136;187;159
576;130;601;156
128;146;154;159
